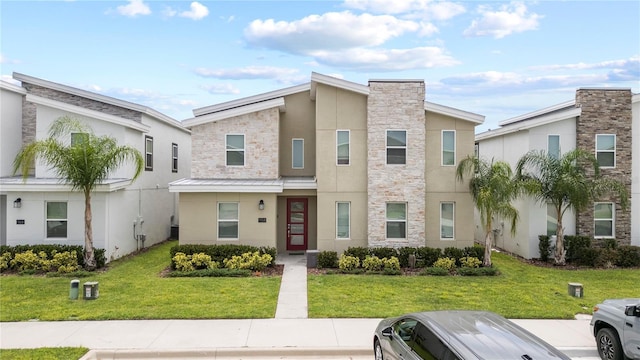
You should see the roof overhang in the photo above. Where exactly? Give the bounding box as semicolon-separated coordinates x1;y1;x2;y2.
169;177;317;193
476;107;582;141
310;72;370;100
499;100;575;126
0;80;27;95
0;177;132;192
424;101;485;124
183;97;286;128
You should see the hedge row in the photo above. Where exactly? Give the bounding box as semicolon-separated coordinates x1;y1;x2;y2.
169;244;277;269
538;235;640;267
0;244;106;271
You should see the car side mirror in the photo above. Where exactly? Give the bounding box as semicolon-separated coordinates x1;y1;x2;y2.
382;327;393;337
624;305;640;317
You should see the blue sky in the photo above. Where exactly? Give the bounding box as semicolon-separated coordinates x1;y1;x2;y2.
1;0;638;132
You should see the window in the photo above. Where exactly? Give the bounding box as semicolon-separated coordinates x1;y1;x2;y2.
596;134;615;168
594;203;614;238
292;138;304;169
386;202;406;239
337;130;350;165
336;202;350;239
440;202;454;239
218;202;239;239
226;134;245;166
547;203;558;237
46;202;67;238
386;130;406;165
442;130;456;166
171;143;178;173
71;132;88;146
548;135;560;159
144;135;153;171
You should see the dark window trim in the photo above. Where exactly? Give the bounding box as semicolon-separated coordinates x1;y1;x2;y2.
171;143;178;173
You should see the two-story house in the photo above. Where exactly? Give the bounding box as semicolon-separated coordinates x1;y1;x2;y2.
475;88;638;259
0;73;191;262
169;72;484;254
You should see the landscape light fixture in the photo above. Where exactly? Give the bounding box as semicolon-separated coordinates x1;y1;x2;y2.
13;198;22;208
258;199;265;210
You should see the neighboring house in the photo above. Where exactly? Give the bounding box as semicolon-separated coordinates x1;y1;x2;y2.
169;72;484;254
0;73;191;262
475;88;638;259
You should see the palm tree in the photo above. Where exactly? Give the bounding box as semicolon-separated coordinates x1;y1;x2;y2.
515;149;629;265
13;116;143;269
456;156;520;267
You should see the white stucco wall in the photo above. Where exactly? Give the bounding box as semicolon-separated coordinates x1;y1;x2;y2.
0;84;25;177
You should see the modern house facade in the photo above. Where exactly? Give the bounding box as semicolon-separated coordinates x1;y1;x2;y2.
0;73;191;262
170;73;484;254
475;88;638;259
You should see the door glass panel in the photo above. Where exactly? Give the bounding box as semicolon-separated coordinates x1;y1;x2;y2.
290;235;304;245
290;224;304;234
290;212;304;223
290;201;304;212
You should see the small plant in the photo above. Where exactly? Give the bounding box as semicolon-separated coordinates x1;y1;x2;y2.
383;256;401;271
433;257;456;272
338;255;360;271
10;250;48;272
616;246;640;268
50;251;80;273
223;252;272;272
538;235;551;262
459;256;481;268
362;255;384;271
318;251;338;269
172;252;195;272
0;252;12;271
420;267;449;276
457;266;500;276
190;253;218;270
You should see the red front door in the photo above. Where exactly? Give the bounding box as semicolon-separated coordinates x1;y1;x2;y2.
286;198;307;251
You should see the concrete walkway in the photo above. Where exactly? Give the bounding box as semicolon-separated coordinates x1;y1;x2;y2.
274;253;308;319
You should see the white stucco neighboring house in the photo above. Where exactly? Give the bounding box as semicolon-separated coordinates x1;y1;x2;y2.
0;73;191;262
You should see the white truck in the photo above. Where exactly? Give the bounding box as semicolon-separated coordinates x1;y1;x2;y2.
590;298;640;360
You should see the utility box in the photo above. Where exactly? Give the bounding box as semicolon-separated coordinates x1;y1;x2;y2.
568;282;583;298
306;250;319;268
83;281;99;300
69;279;80;300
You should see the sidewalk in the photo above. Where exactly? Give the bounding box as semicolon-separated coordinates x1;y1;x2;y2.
0;253;598;359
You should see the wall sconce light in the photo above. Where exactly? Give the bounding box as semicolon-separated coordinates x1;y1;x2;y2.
258;199;265;211
13;198;22;208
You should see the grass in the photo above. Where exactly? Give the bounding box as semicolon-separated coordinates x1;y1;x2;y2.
0;240;281;321
308;251;640;319
0;347;88;360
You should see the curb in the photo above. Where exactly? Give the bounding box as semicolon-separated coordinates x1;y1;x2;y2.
80;347;373;360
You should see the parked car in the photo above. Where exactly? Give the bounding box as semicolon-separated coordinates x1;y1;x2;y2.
373;310;570;360
590;298;640;360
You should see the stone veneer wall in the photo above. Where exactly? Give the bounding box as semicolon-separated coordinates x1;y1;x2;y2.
575;88;632;245
190;108;279;179
367;81;426;247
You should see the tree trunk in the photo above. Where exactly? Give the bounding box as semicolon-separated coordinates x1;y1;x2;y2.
84;190;96;270
554;209;566;266
483;223;493;267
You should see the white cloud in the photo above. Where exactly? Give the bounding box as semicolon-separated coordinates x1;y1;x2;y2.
311;46;459;71
0;53;20;64
464;2;541;39
116;0;151;17
180;2;209;20
162;7;177;18
244;11;419;53
343;0;465;20
200;83;240;95
194;66;301;80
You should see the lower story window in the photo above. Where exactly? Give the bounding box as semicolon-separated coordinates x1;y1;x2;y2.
218;202;239;239
336;202;350;239
594;203;614;238
386;202;406;239
46;201;67;238
440;202;454;239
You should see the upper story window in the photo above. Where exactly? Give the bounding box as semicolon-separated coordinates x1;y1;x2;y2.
594;202;614;238
337;130;350;165
171;143;178;173
442;130;456;166
218;202;239;239
386;202;407;239
46;201;67;238
145;135;153;171
386;130;406;165
440;202;454;239
336;202;350;239
596;134;615;168
292;138;304;169
548;135;560;159
226;134;245;166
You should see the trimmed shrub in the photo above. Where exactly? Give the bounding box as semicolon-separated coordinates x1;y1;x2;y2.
603;238;618;249
170;244;276;269
338;255;360;271
397;247;418;268
50;251;80;273
463;245;485;263
173;252;195;271
433;257;456;272
459;256;481;268
538;235;551;262
443;247;465;266
420;267;449;276
458;266;500;276
595;248;619;269
383;256;401;271
10;250;48;272
370;247;398;260
166;268;251;277
415;247;442;268
575;248;599;267
343;247;370;262
0;252;12;271
223;252;272;272
318;251;338;269
565;235;591;262
362;255;384;272
616;246;640;268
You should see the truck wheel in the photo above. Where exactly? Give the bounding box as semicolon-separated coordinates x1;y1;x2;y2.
596;328;623;360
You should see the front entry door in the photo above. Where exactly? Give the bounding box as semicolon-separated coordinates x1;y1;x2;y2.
286;198;307;251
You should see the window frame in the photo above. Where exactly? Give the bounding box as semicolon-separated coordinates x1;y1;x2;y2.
336;202;351;239
594;202;615;238
386;129;407;165
144;135;153;171
386;202;407;239
171;143;178;173
292;138;304;169
336;130;350;166
546;203;558;237
226;134;245;167
217;202;239;240
46;201;68;239
442;130;456;166
595;134;616;168
440;202;455;240
548;134;560;159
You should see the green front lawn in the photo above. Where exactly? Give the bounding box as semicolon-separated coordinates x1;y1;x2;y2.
308;251;640;319
0;347;88;360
